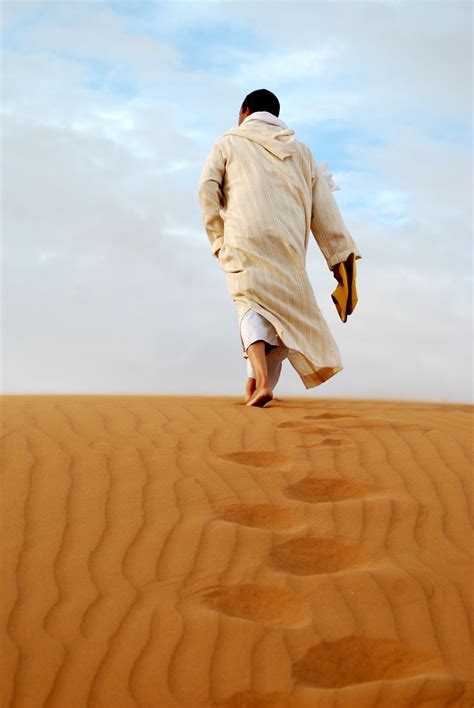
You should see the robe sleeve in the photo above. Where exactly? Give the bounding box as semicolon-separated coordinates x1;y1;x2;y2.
310;156;362;270
198;141;226;258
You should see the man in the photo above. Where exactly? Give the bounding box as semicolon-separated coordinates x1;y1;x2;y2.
198;89;362;407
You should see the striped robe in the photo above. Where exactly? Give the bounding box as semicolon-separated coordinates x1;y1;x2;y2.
198;120;362;389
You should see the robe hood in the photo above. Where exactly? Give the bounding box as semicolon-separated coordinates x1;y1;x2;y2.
222;123;297;161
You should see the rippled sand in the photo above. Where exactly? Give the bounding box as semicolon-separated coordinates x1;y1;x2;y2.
1;395;473;707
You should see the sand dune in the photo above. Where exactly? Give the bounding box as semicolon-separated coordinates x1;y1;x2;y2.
1;395;473;707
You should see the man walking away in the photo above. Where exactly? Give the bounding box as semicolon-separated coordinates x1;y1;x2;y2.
198;89;362;407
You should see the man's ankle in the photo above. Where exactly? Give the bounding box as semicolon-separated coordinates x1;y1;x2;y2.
256;380;270;389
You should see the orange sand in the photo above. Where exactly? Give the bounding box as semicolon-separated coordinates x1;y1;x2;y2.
1;395;473;707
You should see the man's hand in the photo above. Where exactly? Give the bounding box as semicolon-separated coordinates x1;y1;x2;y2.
332;262;342;282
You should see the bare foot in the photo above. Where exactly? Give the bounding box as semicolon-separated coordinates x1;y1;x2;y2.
246;387;273;407
244;377;256;403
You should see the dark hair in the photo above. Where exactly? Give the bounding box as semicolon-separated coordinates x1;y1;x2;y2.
241;89;280;117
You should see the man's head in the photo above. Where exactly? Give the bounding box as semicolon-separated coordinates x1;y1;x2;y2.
238;88;280;125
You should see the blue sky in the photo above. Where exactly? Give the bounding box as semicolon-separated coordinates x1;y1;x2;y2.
1;0;472;401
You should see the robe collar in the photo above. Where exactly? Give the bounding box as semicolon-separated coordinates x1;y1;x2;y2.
223;112;296;160
240;110;288;129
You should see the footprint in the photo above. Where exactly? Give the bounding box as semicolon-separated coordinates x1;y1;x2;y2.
292;635;443;688
280;416;430;433
294;436;353;447
270;537;369;575
218;451;288;467
277;421;335;434
277;420;304;429
320;437;351;447
217;503;302;530
285;477;380;503
202;583;310;626
276;423;352;444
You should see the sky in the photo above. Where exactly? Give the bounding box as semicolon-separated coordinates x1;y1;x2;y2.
1;0;472;402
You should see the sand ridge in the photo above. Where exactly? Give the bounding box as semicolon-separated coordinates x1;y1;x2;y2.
1;395;473;707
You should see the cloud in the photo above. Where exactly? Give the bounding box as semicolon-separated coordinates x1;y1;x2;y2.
1;0;472;401
217;1;472;119
228;44;343;84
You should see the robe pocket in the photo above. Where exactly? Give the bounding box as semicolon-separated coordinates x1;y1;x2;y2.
218;244;245;274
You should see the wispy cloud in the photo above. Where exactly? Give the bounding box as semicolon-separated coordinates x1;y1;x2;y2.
1;0;472;401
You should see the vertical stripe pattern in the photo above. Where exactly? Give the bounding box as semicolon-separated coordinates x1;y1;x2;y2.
198;121;362;389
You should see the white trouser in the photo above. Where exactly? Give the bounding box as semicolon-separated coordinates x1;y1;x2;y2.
240;309;289;390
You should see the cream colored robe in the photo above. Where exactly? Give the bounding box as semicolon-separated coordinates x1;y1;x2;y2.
198;120;362;389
